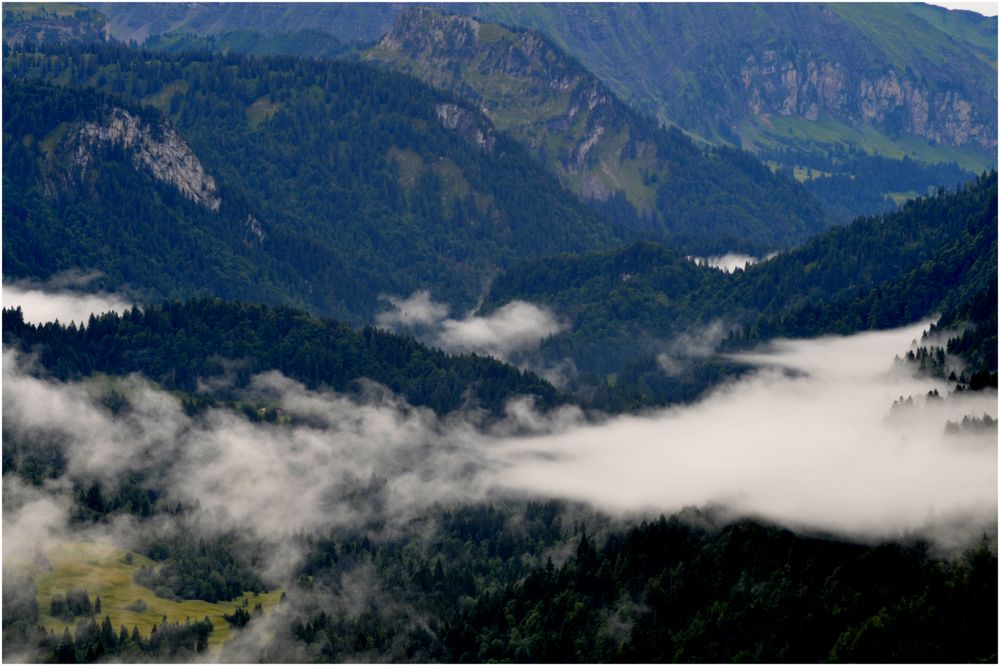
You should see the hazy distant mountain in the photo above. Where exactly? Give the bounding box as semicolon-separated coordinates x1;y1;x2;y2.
2;2;109;47
95;3;996;168
89;2;997;221
470;3;997;169
366;7;830;251
94;1;400;45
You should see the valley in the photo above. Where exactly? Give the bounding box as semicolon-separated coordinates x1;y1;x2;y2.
2;3;997;663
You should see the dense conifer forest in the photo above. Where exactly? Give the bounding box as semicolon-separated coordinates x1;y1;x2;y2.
482;172;998;407
1;300;562;416
3;45;623;322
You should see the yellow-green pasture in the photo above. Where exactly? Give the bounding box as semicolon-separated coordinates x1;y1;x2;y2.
22;542;282;651
3;3;91;19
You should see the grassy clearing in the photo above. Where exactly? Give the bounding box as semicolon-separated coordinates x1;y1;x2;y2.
792;165;831;182
246;95;283;129
29;542;282;652
746;112;994;173
142;80;189;114
3;3;91;20
40;121;71;158
388;147;424;191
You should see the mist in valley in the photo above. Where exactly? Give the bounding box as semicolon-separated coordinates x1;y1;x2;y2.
5;293;996;577
3;290;997;662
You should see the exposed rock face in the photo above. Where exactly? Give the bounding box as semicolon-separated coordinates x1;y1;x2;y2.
245;214;265;245
366;7;834;247
371;9;633;203
740;50;995;149
435;103;496;152
73;108;221;211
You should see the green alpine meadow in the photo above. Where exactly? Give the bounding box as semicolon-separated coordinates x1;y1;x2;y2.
3;3;996;663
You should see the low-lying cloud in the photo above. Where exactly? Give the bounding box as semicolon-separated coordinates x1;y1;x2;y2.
376;290;565;360
492;322;997;542
4;320;996;571
688;251;779;273
4;276;132;327
656;320;728;375
376;290;449;328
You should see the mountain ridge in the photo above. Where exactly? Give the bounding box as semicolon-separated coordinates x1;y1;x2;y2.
366;7;831;250
3;49;622;323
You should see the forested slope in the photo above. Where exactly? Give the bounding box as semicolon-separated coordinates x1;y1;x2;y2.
482;172;998;399
366;8;831;252
1;299;562;415
3;44;622;323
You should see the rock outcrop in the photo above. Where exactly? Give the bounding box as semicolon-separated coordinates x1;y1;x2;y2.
435;103;496;153
73;108;221;211
369;9;638;203
740;50;995;149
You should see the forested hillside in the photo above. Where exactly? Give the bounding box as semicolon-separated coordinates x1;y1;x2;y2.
1;299;561;415
481;172;997;405
366;8;830;251
5;505;996;663
4;44;622;323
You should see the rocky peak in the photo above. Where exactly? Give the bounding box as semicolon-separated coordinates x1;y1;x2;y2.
377;7;480;57
73;108;221;211
369;9;630;202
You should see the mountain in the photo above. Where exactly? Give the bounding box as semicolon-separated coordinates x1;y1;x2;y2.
3;9;997;664
470;3;997;169
140;29;354;60
92;3;998;169
92;2;399;45
365;8;830;252
90;3;996;222
3;45;622;323
479;171;997;406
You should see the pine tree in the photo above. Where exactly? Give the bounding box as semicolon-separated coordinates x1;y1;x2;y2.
100;615;116;652
56;627;76;663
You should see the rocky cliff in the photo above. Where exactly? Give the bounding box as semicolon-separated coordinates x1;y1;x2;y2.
72;108;221;211
468;3;997;164
367;8;831;250
739;48;993;150
435;103;496;153
368;8;657;206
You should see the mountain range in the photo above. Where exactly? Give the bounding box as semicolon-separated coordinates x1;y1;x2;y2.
93;3;997;167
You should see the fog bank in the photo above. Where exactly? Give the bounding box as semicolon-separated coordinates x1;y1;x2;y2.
3;317;996;571
3;283;132;326
688;252;779;273
492;322;997;541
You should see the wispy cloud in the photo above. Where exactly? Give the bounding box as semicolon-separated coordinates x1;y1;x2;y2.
377;290;566;360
